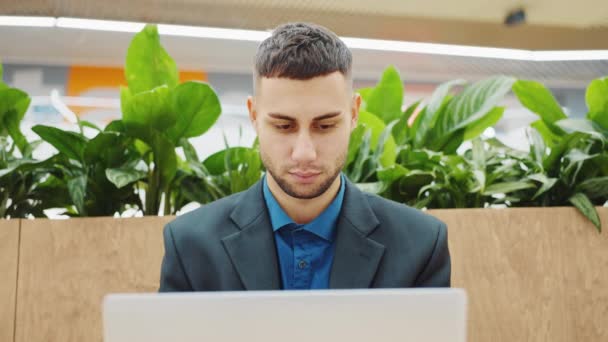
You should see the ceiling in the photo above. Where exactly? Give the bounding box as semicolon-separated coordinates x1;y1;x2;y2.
2;0;608;49
170;0;608;28
1;26;606;88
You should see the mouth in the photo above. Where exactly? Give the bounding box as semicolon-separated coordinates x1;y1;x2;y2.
289;171;321;183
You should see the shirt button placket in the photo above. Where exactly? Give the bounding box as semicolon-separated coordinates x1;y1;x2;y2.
293;231;310;289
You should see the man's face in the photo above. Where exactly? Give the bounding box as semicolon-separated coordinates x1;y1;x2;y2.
248;71;360;199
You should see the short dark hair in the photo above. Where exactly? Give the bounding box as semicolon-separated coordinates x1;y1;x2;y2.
254;22;352;84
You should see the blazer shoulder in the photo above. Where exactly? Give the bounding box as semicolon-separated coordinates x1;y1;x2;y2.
167;190;244;239
363;192;446;235
361;192;449;281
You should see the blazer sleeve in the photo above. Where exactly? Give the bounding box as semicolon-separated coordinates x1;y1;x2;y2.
414;222;451;287
159;222;194;292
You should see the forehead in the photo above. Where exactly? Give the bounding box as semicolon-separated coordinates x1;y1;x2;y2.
255;72;351;116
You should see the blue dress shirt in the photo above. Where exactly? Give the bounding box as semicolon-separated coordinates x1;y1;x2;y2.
262;173;346;289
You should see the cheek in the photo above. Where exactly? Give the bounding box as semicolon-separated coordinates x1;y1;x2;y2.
259;132;291;157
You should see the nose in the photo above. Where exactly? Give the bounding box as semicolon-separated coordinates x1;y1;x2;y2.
291;131;317;164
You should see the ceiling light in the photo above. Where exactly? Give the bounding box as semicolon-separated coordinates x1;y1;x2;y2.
0;16;55;27
342;37;532;60
158;24;270;42
56;17;145;33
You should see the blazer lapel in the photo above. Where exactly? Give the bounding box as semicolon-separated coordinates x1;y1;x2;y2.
222;180;281;290
221;177;385;290
330;179;386;289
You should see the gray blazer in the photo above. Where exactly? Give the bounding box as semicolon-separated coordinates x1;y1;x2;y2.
159;178;450;291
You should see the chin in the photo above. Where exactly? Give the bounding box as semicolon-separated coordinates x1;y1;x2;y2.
279;173;339;200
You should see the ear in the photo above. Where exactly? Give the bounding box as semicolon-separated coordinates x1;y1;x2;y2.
350;93;361;131
247;96;258;134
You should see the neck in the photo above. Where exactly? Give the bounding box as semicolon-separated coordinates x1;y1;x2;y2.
267;174;341;224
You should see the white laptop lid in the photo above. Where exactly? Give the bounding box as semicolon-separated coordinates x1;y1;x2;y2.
103;288;467;342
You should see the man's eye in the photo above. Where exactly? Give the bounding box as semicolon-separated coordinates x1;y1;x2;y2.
274;124;292;130
316;124;336;130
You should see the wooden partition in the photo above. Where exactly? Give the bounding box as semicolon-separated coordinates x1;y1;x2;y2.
430;207;608;342
15;216;173;342
0;219;20;342
11;207;608;342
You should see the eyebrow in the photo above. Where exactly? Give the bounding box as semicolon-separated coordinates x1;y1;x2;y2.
267;111;342;121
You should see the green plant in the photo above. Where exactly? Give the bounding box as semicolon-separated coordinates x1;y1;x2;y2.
0;62;59;218
172;137;264;209
347;66;606;232
347;66;515;194
116;24;222;215
2;54;605;230
19;24;223;217
511;78;608;231
30;122;143;216
0;62;31;158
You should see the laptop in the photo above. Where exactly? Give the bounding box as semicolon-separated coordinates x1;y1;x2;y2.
103;288;467;342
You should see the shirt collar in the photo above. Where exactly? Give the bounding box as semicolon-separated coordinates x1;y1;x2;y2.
262;173;346;242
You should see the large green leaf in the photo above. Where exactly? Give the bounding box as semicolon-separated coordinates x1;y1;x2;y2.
526;127;546;168
347;128;371;182
0;88;32;156
0;88;15;120
0;158;38;179
377;164;409;183
203;147;257;175
32;125;87;162
576;176;608;200
84;131;132;167
434;76;515;148
543;132;586;171
568;192;601;232
347;125;366;166
531;119;562;148
0;87;31;146
400;171;435;197
3;107;31;157
556;119;607;141
125;24;178;94
167;81;222;142
0;88;29;123
106;166;147;189
415;80;464;147
440;130;465;155
358;110;397;167
68;174;87;215
364;66;404;124
512;80;567;134
357;87;373;110
585;77;608;130
564;148;596;164
150;132;177;190
121;85;175;131
463;106;505;141
78;120;102;132
591;154;608;176
588;111;608;132
586;77;608;112
179;138;200;163
392;100;420;145
482;181;535;195
104;120;126;133
527;173;557;199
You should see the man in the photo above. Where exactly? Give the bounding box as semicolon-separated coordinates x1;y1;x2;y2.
159;22;450;291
